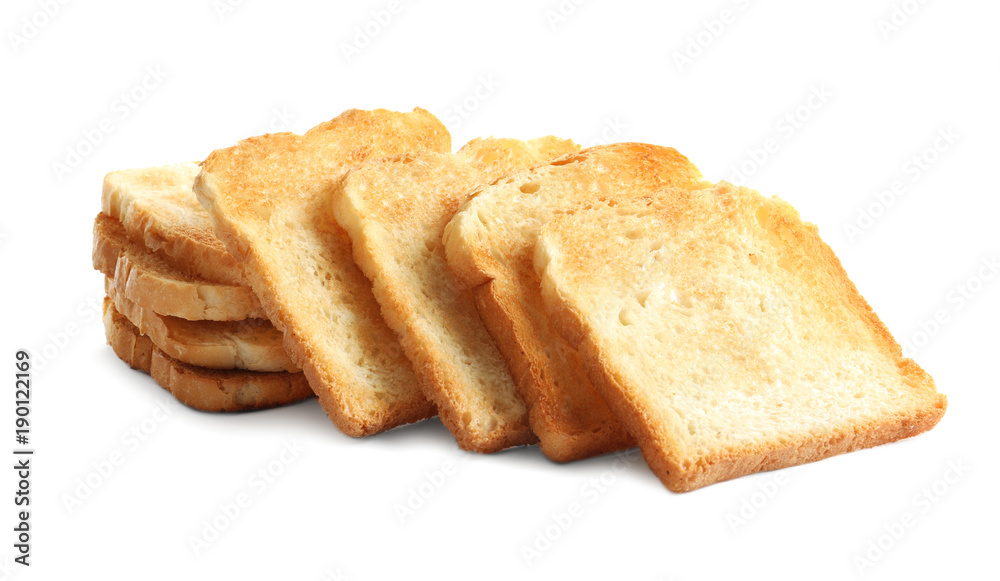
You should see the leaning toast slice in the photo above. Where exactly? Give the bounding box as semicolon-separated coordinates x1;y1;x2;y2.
332;137;579;452
533;183;947;491
443;143;709;461
195;108;451;436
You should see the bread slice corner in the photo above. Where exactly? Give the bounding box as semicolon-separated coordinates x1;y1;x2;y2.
102;162;244;285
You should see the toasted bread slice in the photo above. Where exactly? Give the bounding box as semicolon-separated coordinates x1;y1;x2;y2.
195;108;451;436
332;137;580;452
93;213;265;321
443;143;709;461
103;163;243;285
102;299;313;412
106;280;296;372
534;183;948;491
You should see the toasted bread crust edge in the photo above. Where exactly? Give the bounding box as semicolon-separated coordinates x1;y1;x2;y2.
361;259;537;452
107;281;296;373
473;282;634;461
444;144;710;290
149;350;314;413
580;331;946;491
103;298;155;372
93;213;265;321
103;299;313;412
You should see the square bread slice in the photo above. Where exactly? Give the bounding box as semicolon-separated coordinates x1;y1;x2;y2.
194;108;451;436
443;143;710;461
93;213;265;321
102;299;313;412
103;162;244;285
332;136;580;452
533;183;948;491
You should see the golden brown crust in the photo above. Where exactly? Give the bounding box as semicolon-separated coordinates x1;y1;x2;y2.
473;282;634;461
103;299;313;412
103;298;154;372
149;350;313;413
195;108;449;436
107;281;296;372
583;328;945;491
92;213;265;321
445;143;709;288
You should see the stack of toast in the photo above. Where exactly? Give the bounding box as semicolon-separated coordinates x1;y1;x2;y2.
95;108;947;491
94;163;313;411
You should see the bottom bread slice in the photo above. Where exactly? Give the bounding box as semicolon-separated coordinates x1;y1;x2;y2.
102;298;313;412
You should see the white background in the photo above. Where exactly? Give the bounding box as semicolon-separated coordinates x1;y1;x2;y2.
1;0;997;579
